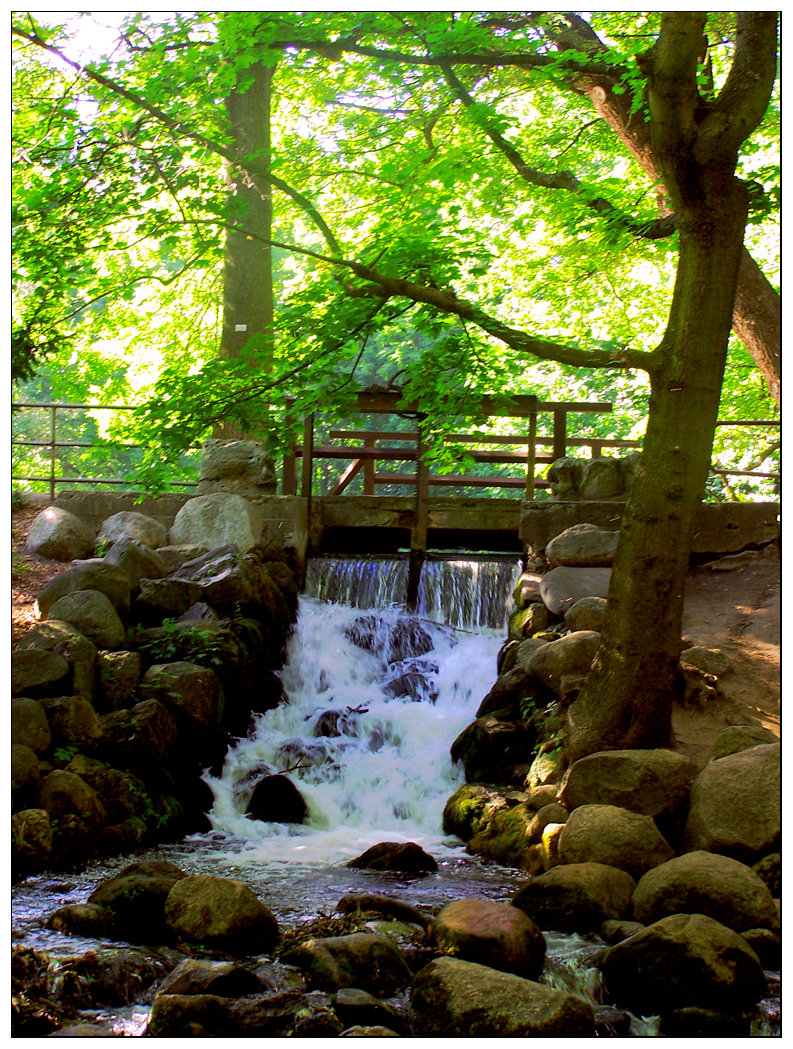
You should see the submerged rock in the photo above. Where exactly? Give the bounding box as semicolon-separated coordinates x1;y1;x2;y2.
280;933;413;995
347;841;437;873
246;775;309;825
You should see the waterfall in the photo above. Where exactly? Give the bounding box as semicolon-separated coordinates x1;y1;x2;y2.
205;554;521;865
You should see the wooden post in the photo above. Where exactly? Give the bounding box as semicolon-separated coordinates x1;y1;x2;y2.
283;404;297;495
363;437;375;495
50;405;57;502
525;411;537;500
553;409;567;462
301;413;314;547
407;425;429;609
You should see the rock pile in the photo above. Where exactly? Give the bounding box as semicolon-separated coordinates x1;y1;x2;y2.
12;500;299;872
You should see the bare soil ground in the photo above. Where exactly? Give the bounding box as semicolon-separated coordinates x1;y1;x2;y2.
11;506;780;769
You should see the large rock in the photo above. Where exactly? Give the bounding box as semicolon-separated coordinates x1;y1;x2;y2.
17;620;97;701
546;523;619;567
105;537;168;590
632;851;779;934
12;744;41;809
467;805;535;870
475;669;555;720
198;438;277;497
36;562;132;620
709;724;778;761
682;743;780;861
539;566;612;616
66;754;150;824
442;783;510;841
557;748;697;840
246;775;309;824
410;956;594;1037
26;506;94;562
39;696;102;748
11;649;70;699
601;913;768;1016
156;958;263;998
558;804;674;880
430;899;545;980
138;662;223;731
48;590;126;650
164;874;279;956
511;862;635;932
280;933;412;996
169;495;262;554
133;577;204;623
12;809;53;865
97;511;168;551
38;770;108;829
88;860;188;943
523;631;601;700
11;697;52;753
564;596;607;633
95;650;142;712
450;716;538;783
98;699;179;771
348;842;437;872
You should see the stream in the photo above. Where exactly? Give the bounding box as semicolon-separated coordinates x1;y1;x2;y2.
11;554;780;1036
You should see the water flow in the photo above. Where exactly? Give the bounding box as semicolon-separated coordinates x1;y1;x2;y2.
206;554;521;866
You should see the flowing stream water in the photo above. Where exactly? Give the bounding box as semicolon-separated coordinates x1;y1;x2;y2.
11;554;780;1036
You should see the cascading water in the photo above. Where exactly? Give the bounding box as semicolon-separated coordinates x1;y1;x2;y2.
205;553;522;866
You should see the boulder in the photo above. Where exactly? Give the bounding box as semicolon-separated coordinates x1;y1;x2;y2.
752;853;781;898
26;507;94;562
557;748;697;840
601;913;768;1016
96;511;168;551
680;645;731;676
36;562;132;620
11;649;70;699
279;933;412;996
12;809;53;865
105;537;168;590
12;744;41;808
511;862;635;932
16;620;97;702
95;650;142;712
682;743;780;862
564;596;607;633
198;438;277;496
11;697;52;753
527;803;569;844
133;577;204;623
410;956;594;1037
65;755;149;824
512;572;543;610
430;899;545;980
599;919;646;946
333;989;400;1033
450;716;538;784
442;783;509;841
710;724;778;761
741;928;781;970
88;860;188;942
47;591;126;650
546;523;618;567
512;637;552;675
165;874;279;955
348;842;437;873
138;662;223;731
632;851;779;934
508;602;558;640
246;775;309;825
339;1025;400;1037
169;494;262;554
559;804;674;880
476;670;554;720
39;696;102;748
156;959;263;998
155;545;209;574
659;1007;752;1038
47;903;118;939
98;699;179;772
523;631;601;700
467;804;534;870
539;566;612;616
336;894;431;930
38;770;108;829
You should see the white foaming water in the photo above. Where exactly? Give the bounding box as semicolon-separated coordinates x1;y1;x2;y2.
205;556;520;867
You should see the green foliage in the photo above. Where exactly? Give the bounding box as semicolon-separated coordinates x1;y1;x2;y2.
132;619;226;669
52;745;79;764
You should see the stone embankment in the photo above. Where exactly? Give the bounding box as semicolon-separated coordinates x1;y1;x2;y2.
12;499;299;872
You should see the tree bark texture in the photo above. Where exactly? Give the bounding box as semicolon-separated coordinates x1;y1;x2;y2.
217;61;275;440
566;12;777;760
555;15;780;405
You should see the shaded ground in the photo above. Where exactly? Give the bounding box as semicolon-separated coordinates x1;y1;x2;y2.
11;505;780;769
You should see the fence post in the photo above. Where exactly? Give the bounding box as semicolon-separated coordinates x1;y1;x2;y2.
525;411;537;500
407;425;429;609
283;403;297;495
363;437;375;495
50;405;57;502
553;409;567;462
301;413;315;547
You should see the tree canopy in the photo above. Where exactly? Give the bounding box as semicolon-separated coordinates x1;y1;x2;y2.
12;11;778;495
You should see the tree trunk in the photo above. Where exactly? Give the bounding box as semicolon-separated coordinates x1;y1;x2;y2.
567;174;750;760
216;61;275;440
555;18;781;406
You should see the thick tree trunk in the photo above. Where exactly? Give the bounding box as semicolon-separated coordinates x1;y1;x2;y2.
216;61;274;440
567;178;750;760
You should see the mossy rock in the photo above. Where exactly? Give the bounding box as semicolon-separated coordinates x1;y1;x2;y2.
442;784;509;841
467;805;533;870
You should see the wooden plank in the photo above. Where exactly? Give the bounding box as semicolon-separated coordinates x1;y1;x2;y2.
553;410;567;462
525;411;537;500
363;437;376;495
329;459;364;496
329;429;418;441
537;401;612;412
372;472;548;488
302;445;558;465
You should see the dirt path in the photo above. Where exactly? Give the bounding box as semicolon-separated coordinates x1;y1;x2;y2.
11;506;780;769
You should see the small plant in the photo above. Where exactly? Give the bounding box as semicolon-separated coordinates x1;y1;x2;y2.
135;619;226;669
94;538;111;557
53;745;79;764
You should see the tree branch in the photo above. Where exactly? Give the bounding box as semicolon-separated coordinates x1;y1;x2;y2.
12;26;343;256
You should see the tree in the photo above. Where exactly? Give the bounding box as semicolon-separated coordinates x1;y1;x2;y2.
12;13;778;755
